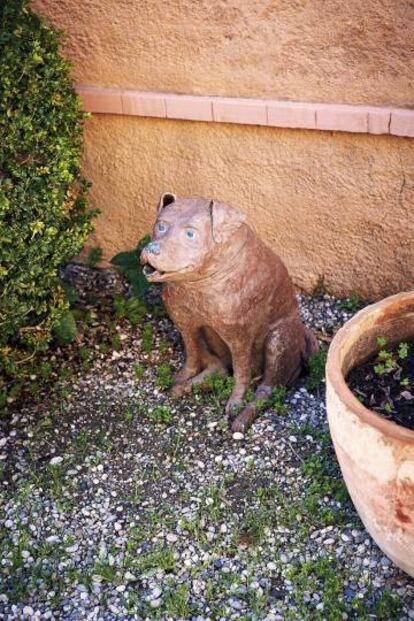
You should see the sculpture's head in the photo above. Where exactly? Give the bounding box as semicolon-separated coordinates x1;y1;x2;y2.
140;192;247;283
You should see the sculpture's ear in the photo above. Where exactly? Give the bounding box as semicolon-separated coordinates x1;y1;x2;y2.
209;200;247;244
158;192;176;213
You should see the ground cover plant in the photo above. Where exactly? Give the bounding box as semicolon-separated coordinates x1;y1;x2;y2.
1;269;413;620
347;337;414;430
0;0;96;409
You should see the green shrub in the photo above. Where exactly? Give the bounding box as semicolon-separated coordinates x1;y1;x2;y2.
86;246;103;268
0;2;96;380
110;235;151;298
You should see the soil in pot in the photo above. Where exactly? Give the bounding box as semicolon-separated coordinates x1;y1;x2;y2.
347;337;414;431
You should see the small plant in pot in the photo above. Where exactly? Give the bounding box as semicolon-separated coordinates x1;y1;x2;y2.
326;291;414;577
348;337;414;429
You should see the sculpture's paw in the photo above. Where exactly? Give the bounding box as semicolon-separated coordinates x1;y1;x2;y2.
231;404;257;434
170;381;192;398
173;369;197;384
225;397;243;417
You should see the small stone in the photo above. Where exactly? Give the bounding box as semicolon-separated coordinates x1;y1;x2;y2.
46;536;59;544
166;533;178;543
151;587;162;599
77;584;88;592
150;598;162;608
49;456;63;466
66;544;79;553
23;606;34;617
232;432;244;440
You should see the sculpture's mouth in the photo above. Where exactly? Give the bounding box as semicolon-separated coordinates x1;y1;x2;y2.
142;264;163;278
142;262;192;282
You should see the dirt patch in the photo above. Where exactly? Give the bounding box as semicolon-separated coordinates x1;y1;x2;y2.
347;339;414;431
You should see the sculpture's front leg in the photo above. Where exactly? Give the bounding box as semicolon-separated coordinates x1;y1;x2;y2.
224;341;252;416
171;325;203;394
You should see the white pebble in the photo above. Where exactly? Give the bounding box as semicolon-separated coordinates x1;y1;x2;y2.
232;432;244;440
49;456;63;466
166;533;178;543
23;606;34;617
151;587;162;599
46;536;59;544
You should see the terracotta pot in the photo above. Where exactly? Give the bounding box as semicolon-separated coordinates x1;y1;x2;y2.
326;291;414;577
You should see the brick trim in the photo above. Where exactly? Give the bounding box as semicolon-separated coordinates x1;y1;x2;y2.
77;85;414;138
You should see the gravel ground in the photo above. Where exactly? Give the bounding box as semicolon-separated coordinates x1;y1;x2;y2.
1;266;413;620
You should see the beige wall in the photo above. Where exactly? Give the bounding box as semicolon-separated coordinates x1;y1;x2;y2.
82;115;414;300
31;0;414;299
32;0;414;107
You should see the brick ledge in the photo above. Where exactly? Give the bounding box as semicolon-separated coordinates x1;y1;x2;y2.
76;85;414;138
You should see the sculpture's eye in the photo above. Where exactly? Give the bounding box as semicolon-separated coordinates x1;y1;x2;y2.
185;229;195;240
156;221;167;234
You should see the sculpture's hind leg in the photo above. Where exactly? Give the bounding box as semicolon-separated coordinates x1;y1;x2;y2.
231;316;307;433
170;338;228;397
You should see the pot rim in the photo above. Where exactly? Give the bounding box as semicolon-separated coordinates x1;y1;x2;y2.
326;290;414;444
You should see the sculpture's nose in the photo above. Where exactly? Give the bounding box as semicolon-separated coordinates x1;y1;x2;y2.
144;241;160;255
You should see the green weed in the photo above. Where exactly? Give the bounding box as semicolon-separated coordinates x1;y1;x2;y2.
147;405;173;425
155;363;173;389
307;347;328;392
141;322;153;353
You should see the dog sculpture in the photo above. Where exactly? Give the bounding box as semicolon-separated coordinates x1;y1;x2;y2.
140;193;318;432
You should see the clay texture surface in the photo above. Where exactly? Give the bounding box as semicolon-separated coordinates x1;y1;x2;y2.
140;194;318;431
32;0;414;107
80;115;414;299
326;291;414;577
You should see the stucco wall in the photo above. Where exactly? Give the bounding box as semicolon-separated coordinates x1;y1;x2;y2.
30;0;414;299
82;115;414;300
32;0;414;107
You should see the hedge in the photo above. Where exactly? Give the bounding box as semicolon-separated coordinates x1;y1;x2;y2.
0;0;96;391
